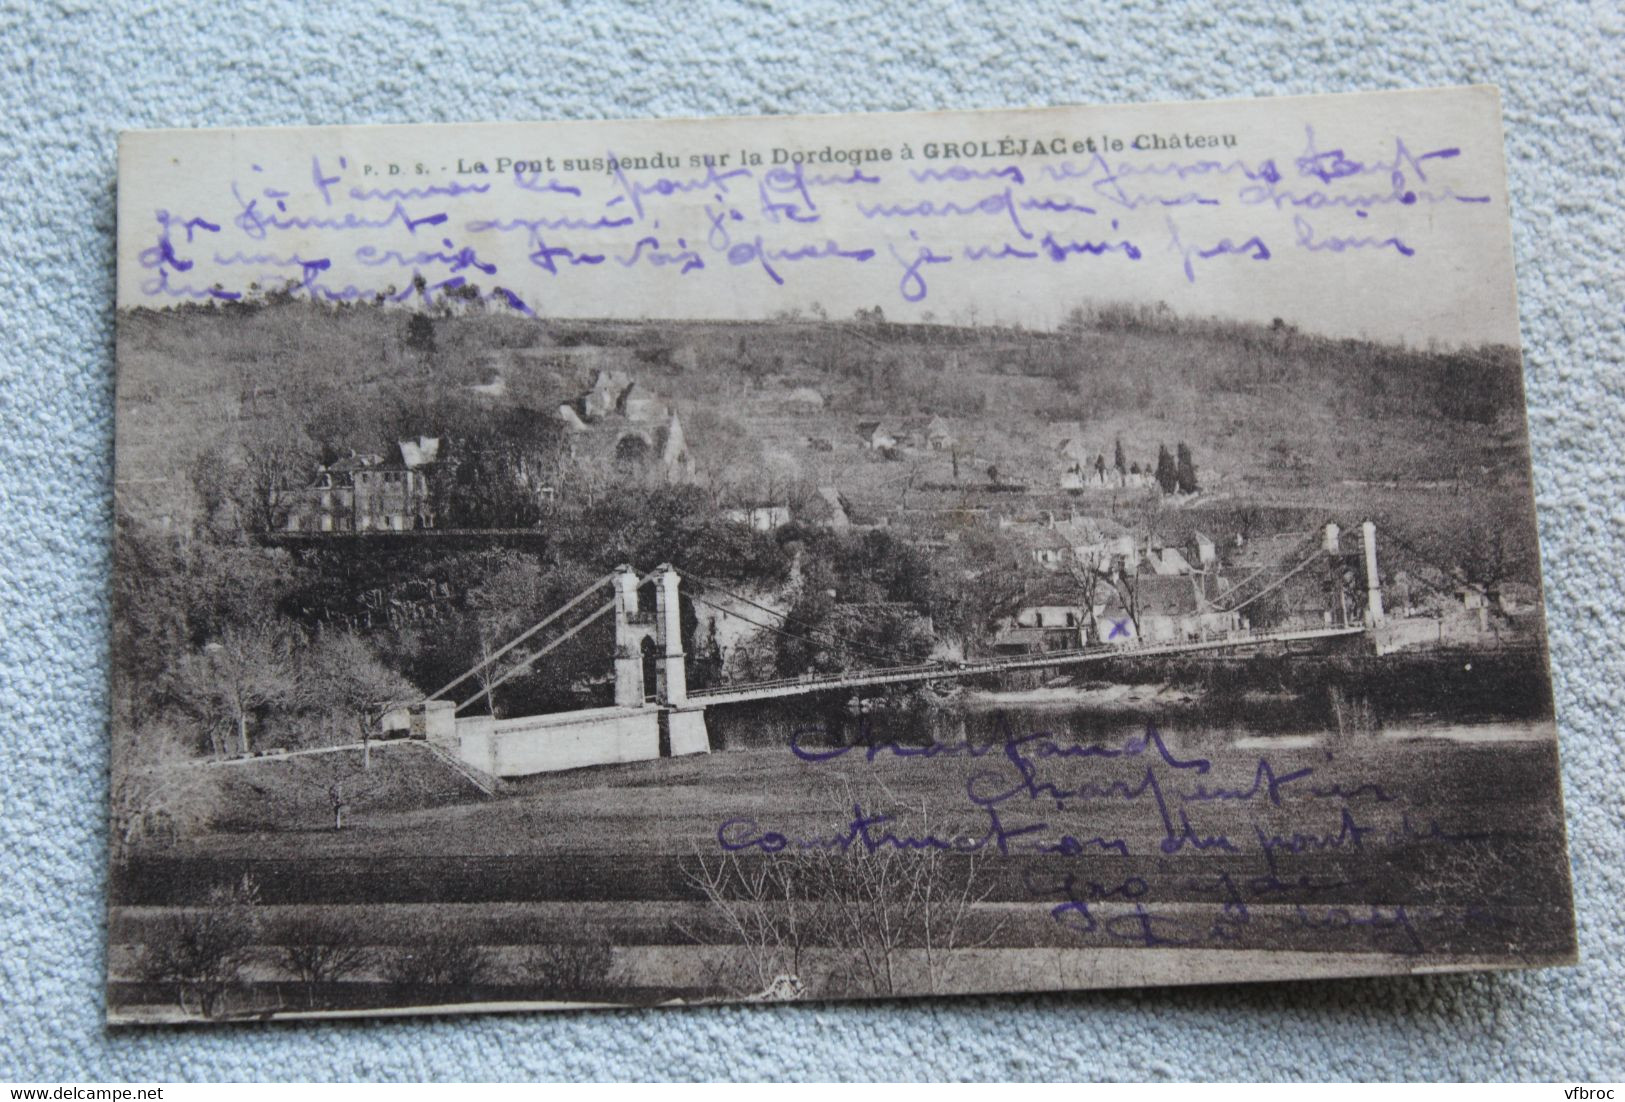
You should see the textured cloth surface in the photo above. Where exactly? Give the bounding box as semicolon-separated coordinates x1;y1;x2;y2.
0;0;1620;1082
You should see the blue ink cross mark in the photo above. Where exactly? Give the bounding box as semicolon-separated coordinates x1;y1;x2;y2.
1108;618;1131;639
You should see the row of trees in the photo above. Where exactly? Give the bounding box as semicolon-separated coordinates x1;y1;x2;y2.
1154;442;1200;495
136;875;614;1018
1065;438;1198;495
168;620;416;759
110;615;420;854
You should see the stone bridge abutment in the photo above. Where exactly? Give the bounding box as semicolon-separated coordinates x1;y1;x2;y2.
411;562;710;779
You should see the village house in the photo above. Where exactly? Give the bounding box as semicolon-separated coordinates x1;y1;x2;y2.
578;368;634;421
560;369;662;425
994;575;1240;654
997;511;1135;572
992;624;1069;655
1122;574;1240;643
925;415;955;451
1073;568;1240;647
856;421;899;451
1056;435;1159;491
1496;581;1539;616
803;486;852;531
989;520;1242;653
1062;516;1134;570
1190;530;1217;568
1015;602;1086;630
279;436;440;533
1146;543;1196;576
1021;527;1073;570
994;586;1089;654
1091;584;1141;644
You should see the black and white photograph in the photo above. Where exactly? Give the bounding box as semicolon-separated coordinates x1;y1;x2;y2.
107;87;1575;1023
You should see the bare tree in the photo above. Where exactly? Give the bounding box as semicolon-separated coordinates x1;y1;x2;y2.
686;840;996;999
234;413;316;533
322;765;388;831
140;875;262;1019
300;629;419;765
1063;554;1110;646
1456;523;1511;596
279;749;415;831
109;721;224;859
522;939;614;1000
684;846;832;997
384;941;488;992
682;407;762;507
1107;567;1143;639
683;790;999;1000
170;618;301;758
273;916;373;1009
460;557;546;718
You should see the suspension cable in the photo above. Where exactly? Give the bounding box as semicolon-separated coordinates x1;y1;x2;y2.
456;569;663;713
1370;525;1475;590
425;570;615;702
686;591;924;675
1209;529;1319;605
687;593;851;658
1220;545;1332;615
455;599;616;713
675;567;902;663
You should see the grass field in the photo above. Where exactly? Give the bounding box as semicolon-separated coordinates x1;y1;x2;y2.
108;712;1575;1020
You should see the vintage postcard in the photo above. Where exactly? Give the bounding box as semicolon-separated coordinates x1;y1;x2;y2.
110;86;1574;1023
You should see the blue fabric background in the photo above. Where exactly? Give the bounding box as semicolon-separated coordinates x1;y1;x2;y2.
1;0;1619;1082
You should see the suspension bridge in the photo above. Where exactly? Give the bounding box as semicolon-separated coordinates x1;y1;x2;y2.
401;520;1405;778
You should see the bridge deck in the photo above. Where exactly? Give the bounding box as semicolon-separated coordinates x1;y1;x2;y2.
687;625;1368;706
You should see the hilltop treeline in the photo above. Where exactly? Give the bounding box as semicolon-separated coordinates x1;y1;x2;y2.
122;292;1524;434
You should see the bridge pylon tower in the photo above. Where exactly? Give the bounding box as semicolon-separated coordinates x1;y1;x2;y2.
611;565;648;708
610;563;689;708
653;563;687;707
1362;520;1385;625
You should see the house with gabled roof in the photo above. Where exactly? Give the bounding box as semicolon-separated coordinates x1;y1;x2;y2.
803;486;851;531
1146;544;1196;576
1098;567;1241;644
856;421;898;450
278;441;437;533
